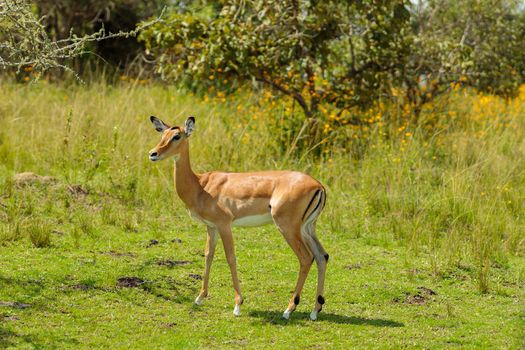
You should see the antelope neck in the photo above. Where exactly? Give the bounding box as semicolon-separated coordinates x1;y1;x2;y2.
173;142;202;208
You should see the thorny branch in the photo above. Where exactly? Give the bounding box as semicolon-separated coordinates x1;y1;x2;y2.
0;0;162;78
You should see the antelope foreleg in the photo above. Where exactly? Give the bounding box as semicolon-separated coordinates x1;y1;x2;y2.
218;225;243;316
195;226;218;305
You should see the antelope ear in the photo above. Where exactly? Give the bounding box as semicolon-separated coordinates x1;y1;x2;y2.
184;116;195;137
150;116;169;132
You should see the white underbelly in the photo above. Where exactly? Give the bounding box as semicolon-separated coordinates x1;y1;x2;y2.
232;213;273;227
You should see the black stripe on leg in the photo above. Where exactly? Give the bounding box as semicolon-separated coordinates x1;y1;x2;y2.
294;295;300;305
317;295;325;305
324;254;329;262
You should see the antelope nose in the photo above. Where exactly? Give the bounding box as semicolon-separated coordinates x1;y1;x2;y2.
149;151;160;161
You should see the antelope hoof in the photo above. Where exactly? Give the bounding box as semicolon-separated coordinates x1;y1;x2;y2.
309;310;318;321
233;304;241;316
282;309;292;320
194;296;204;306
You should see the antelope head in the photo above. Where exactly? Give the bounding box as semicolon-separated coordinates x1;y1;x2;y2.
148;116;195;161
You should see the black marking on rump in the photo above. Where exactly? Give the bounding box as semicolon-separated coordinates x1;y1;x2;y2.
302;189;321;221
317;295;325;305
324;253;329;262
294;295;300;305
309;190;324;221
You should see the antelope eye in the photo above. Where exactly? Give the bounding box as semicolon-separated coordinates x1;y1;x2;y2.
171;134;181;141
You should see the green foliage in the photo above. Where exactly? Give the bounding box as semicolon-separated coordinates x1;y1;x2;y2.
27;219;52;248
407;0;525;110
139;0;412;120
139;0;525;127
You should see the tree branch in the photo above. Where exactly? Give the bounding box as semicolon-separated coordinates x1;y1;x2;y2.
256;74;311;117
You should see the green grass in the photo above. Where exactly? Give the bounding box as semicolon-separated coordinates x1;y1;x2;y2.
0;80;524;348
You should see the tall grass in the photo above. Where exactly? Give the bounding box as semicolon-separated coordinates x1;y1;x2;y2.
0;79;523;292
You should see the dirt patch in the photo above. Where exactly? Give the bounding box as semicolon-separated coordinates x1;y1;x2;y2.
394;287;437;305
162;322;177;328
417;286;437;295
67;184;88;196
157;260;192;267
403;293;427;305
344;263;362;270
406;268;425;277
3;315;20;321
0;301;31;309
70;284;94;291
14;172;57;186
116;277;145;288
147;239;159;247
188;273;202;280
223;339;249;346
102;251;136;258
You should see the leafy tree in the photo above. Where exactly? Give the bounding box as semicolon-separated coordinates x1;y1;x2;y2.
139;0;412;127
140;0;525;125
406;0;525;114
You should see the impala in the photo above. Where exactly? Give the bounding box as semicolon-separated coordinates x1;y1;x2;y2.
148;116;329;320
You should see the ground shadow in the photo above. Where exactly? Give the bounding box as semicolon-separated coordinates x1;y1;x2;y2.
0;326;79;349
248;310;404;327
0;275;45;297
0;326;17;348
0;274;51;313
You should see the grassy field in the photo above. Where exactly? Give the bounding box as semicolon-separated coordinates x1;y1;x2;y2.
0;80;524;348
